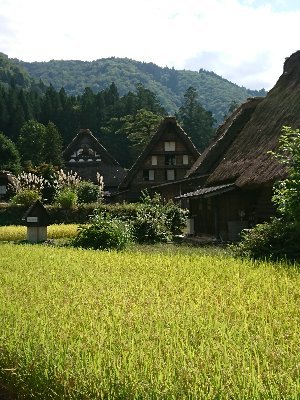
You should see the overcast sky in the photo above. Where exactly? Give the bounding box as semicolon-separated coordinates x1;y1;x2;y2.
0;0;299;90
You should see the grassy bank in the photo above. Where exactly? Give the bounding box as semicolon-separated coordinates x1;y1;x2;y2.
0;244;299;399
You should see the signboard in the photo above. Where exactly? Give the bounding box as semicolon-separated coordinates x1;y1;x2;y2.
0;186;7;194
27;216;38;223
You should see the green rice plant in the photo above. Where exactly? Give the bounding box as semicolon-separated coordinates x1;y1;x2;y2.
0;224;79;241
0;244;299;399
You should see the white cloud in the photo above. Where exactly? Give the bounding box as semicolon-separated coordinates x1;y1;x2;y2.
0;0;299;89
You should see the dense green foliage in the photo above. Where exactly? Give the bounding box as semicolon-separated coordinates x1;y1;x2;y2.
237;219;300;261
17;57;266;123
0;53;266;170
70;192;188;249
76;180;102;204
116;109;163;156
176;86;215;151
271;126;300;221
131;192;188;244
0;132;21;174
11;188;41;207
236;126;300;261
54;188;78;209
0;52;31;89
72;212;132;250
0;244;299;399
0;202;138;226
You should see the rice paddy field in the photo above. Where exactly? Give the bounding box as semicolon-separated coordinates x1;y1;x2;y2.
0;240;299;399
0;224;78;242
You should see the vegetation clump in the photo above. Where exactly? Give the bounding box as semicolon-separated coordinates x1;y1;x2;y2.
70;192;188;250
236;126;300;261
71;211;132;251
131;192;188;244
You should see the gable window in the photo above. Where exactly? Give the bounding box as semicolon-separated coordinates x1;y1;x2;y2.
151;155;158;166
183;155;189;165
143;169;155;181
165;169;175;181
165;155;176;165
164;141;175;152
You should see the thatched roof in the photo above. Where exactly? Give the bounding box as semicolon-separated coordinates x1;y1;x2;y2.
186;51;300;189
119;116;200;189
63;129;121;166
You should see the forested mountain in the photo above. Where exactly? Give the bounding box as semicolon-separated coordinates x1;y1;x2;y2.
17;57;266;124
0;52;266;170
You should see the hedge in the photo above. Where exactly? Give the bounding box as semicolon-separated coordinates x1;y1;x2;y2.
0;203;138;226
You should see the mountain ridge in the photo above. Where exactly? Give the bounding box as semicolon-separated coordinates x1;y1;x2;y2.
14;56;266;124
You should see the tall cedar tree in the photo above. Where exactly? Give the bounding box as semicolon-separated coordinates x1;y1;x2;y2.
43;122;64;167
177;86;215;151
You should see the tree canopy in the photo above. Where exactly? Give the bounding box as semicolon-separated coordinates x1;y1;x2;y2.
0;132;21;174
271;126;300;221
177;86;215;151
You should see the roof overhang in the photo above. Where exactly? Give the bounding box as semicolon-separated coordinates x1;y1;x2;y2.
176;183;236;199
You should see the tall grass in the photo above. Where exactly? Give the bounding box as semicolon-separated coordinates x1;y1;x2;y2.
0;224;78;241
0;244;299;399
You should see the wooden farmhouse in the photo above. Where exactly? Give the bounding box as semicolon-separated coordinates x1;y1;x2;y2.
171;51;300;241
117;116;200;201
63;129;125;194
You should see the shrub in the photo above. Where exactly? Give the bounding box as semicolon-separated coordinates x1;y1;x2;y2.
55;188;77;209
76;181;102;204
71;212;132;250
10;189;41;207
164;200;189;235
131;192;184;244
28;164;60;204
235;218;300;261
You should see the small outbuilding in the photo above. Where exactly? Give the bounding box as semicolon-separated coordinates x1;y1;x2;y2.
22;200;50;242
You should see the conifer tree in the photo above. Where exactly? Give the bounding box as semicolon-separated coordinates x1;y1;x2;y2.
177;86;215;151
42;122;64;167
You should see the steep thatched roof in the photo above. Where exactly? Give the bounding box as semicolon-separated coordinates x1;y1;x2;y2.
63;129;121;166
119;116;200;189
186;51;300;189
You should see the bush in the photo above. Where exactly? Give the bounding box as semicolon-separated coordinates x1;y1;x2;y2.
164;200;189;235
234;218;300;261
76;181;101;204
55;189;77;209
10;189;41;207
131;192;187;244
71;212;132;250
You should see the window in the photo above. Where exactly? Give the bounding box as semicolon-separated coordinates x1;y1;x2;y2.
143;169;155;181
165;155;176;165
151;155;158;165
164;141;175;151
149;170;155;181
183;155;189;165
165;169;175;181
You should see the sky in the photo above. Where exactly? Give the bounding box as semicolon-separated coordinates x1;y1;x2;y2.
0;0;299;90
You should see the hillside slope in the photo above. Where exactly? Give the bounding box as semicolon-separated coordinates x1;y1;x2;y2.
18;57;266;124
